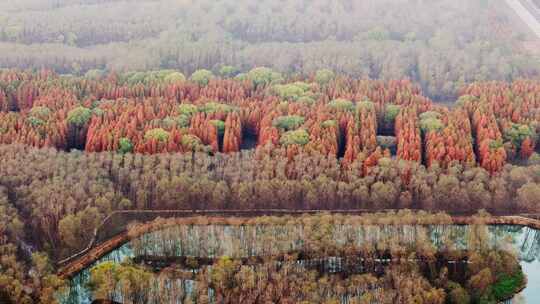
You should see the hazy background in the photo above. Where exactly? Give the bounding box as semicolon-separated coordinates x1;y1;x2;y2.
0;0;539;100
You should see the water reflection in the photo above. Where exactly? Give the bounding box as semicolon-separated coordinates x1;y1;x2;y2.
61;224;540;304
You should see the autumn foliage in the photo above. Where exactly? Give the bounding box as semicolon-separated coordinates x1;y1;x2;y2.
0;70;538;175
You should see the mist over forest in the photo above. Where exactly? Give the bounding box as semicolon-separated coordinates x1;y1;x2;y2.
0;0;539;99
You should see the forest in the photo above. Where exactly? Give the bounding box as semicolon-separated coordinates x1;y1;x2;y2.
0;0;540;302
0;0;539;100
0;67;539;303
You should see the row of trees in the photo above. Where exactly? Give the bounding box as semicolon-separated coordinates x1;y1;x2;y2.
126;211;455;258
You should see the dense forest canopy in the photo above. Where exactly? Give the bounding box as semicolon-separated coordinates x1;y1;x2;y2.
0;69;538;172
0;0;539;99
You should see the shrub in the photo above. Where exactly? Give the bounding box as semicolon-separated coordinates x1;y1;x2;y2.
528;152;540;165
163;72;186;83
181;134;203;150
420;117;444;133
29;106;51;120
419;111;442;121
489;139;504;150
247;67;282;87
178;104;198;116
162;117;177;128
125;71;147;85
190;69;214;86
144;128;170;142
365;26;390;41
291;81;311;91
175;115;191;128
92;108;104;117
447;281;470;304
329;98;354;112
210;120;225;135
419;111;444;133
280;129;310;146
503;123;536;148
219;66;239;78
90;99;114;109
384;104;401;124
491;271;525;301
315;69;335;85
273;103;287;114
149;118;176;129
124;70;185;84
118;137;133;154
322;120;337;128
456;95;479;107
377;136;397;150
298;96;316;105
272;83;310;100
84;69;105;80
67;106;92;127
27;116;44;127
200;102;234;114
234;73;247;81
273;115;305;131
153;70;177;79
357;100;375;112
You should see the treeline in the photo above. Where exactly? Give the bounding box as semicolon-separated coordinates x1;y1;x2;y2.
0;0;538;99
84;213;525;304
126;212;456;258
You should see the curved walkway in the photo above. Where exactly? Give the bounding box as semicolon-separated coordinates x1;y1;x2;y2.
56;211;540;279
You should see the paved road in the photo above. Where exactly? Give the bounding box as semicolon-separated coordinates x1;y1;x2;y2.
505;0;540;39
